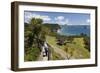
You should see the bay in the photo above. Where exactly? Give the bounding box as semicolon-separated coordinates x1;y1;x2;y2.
57;25;90;36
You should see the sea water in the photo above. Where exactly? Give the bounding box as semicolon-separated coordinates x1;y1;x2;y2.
58;25;90;36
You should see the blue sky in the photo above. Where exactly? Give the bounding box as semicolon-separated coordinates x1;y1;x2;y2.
24;11;90;25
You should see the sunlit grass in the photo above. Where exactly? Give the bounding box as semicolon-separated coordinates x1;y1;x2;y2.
46;35;65;49
46;35;90;59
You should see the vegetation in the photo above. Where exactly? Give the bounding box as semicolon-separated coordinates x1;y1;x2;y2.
24;17;90;61
24;47;40;61
24;18;49;61
64;38;90;59
43;23;61;32
46;35;90;60
83;36;90;51
52;51;64;60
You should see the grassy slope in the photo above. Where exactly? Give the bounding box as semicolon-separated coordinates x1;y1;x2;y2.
46;36;65;60
71;38;90;59
46;35;90;60
46;36;65;49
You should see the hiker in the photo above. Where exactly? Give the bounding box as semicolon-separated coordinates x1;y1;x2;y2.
44;42;49;56
42;46;46;57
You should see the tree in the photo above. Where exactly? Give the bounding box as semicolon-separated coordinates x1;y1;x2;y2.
25;18;50;52
64;44;74;60
24;18;46;61
83;37;90;51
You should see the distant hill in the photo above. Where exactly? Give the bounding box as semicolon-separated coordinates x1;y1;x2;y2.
43;23;61;32
24;22;61;33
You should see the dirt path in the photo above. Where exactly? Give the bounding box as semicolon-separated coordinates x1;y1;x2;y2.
38;43;68;61
49;44;68;59
38;52;48;61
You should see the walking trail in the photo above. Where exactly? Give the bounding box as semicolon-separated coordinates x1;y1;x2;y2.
49;44;68;59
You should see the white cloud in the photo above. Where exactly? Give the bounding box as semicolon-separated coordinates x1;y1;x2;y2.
55;18;69;25
24;12;51;23
55;16;64;21
31;14;51;21
24;12;33;23
54;16;69;25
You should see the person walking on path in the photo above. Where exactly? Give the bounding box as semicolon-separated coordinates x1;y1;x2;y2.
44;42;49;56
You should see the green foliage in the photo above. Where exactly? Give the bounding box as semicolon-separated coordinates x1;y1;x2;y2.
43;23;61;36
64;37;90;59
43;23;61;30
29;18;43;25
50;47;64;60
24;18;49;61
25;47;40;61
52;53;63;60
64;44;74;59
24;18;44;48
83;36;90;51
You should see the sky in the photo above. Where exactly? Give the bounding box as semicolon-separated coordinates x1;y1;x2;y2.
24;11;90;25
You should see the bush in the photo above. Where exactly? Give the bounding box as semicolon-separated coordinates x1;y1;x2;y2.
83;37;90;51
24;47;41;61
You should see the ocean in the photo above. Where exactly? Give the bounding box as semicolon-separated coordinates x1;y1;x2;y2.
57;25;90;36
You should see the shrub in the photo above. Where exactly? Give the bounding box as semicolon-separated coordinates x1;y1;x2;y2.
25;47;41;61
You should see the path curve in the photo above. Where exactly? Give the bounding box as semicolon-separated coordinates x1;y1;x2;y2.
49;44;68;59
